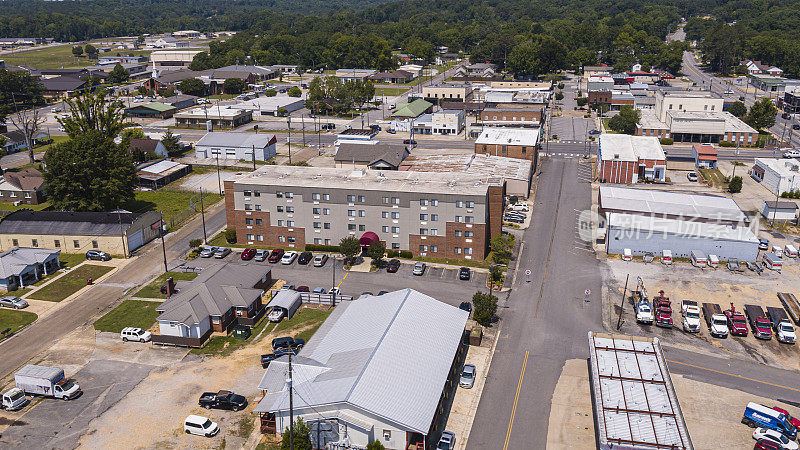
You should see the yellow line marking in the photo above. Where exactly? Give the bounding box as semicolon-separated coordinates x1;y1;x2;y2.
336;272;348;288
503;350;529;450
667;359;800;393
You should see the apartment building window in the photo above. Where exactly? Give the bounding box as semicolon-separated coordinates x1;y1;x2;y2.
348;210;356;217
392;226;400;233
391;212;400;219
314;222;322;229
288;236;296;243
24;192;31;198
244;190;252;196
358;210;366;217
465;248;473;255
392;243;400;249
678;104;682;110
419;228;428;235
431;214;438;221
430;245;438;252
92;240;99;249
277;191;284;198
313;207;321;214
323;194;330;200
254;190;261;197
312;193;321;200
323;208;330;215
522;146;527;154
382;196;389;204
465;231;474;237
711;105;715;110
431;199;438;206
455;230;462;237
279;238;288;246
287;220;295;227
277;205;285;212
347;194;356;202
359;224;366;231
324;223;331;229
382;211;389;218
246;218;253;225
419;245;428;252
8;192;15;198
277;220;285;226
420;199;429;206
256;219;262;225
286;192;294;198
11;238;18;246
54;240;60;248
420;214;428;220
255;204;261;211
314;238;322;245
392;197;400;204
465;216;474;223
257;235;264;241
455;247;462;254
244;204;252;210
31;239;38;248
501;146;507;154
382;226;389;232
455;216;463;223
247;234;255;240
73;240;79;248
348;224;357;231
704;105;708;110
358;195;365;202
324;239;331;245
456;200;464;207
287;206;295;213
466;201;474;208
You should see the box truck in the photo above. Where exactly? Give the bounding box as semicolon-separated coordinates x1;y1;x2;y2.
14;365;82;400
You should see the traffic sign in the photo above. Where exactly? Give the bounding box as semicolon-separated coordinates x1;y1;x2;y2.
585;289;591;296
525;269;531;276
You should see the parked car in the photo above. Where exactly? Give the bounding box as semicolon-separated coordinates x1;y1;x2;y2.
297;251;313;265
312;287;326;294
261;347;298;368
267;249;285;263
643;252;655;263
213;247;231;259
241;248;256;260
459;364;476;388
312;254;328;267
387;128;396;134
725;303;749;336
0;296;28;309
198;390;247;411
296;285;309;292
267;309;285;323
756;438;785;450
759;239;770;251
120;327;151;342
745;304;773;340
437;431;455;450
200;246;218;258
782;113;792;120
184;415;220;437
589;129;600;135
783;150;800;158
86;250;111;261
687;172;698;182
459;267;471;280
272;337;295;350
794;124;800;130
403;139;417;145
280;284;296;291
636;300;654;324
329;287;341;298
281;251;298;265
752;428;798;450
508;203;530;212
386;259;401;273
1;388;29;411
504;215;524;223
412;262;426;276
773;406;800;430
744;402;798;440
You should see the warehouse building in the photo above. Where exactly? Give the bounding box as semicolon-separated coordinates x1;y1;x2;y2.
597;134;666;184
254;289;469;449
751;158;800;195
174;106;253;130
599;186;758;261
224;166;505;260
230;96;305;118
195;132;277;161
474;128;539;163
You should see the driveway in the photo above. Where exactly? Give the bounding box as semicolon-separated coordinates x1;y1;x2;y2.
549;116;595;143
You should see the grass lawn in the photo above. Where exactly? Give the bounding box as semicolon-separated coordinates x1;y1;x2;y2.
1;44;151;70
374;86;410;97
0;201;51;212
207;94;237;100
190;313;275;357
0;309;38;342
59;253;87;269
698;167;728;187
29;264;113;302
273;307;332;337
121;188;223;231
93;300;160;333
33;135;69;153
134;271;199;298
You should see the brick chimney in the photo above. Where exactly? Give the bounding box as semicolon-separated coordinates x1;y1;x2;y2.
166;277;176;297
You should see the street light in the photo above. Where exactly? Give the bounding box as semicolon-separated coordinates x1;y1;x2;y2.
287;116;292;164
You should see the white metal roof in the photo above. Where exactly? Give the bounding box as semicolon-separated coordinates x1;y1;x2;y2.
606;212;759;243
755;158;800;178
475;127;539;146
196;131;275;149
588;332;693;450
598;134;665;162
139;160;183;174
253;289;469;434
599;186;748;224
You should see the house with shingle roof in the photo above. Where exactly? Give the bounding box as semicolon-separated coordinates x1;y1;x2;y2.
334;142;409;170
0;168;46;205
0;246;60;291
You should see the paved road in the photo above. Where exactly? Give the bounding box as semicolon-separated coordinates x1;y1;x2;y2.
469;151;603;450
0;202;227;380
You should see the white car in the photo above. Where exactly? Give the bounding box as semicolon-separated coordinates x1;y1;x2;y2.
120;327;152;342
709;313;729;338
281;251;298;265
184;414;220;437
753;427;799;450
783;150;800;158
636;302;653;324
507;203;529;212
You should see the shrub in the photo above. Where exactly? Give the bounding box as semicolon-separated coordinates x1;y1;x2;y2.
366;441;386;450
576;97;589;107
718;140;734;147
189;238;202;249
555;92;564;101
557;83;565;89
472;292;498;326
728;176;743;193
659;138;673;145
508;196;518;205
288;86;302;97
304;244;340;252
224;228;237;243
552;134;558;140
399;250;413;259
386;250;400;258
265;89;277;97
781;192;790;198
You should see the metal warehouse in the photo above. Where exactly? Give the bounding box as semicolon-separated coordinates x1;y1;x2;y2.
588;332;693;450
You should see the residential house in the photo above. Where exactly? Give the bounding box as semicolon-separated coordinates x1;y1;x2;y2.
1;130;48;154
692;143;717;169
40;76;88;98
474;128;540;162
741;60;783;76
369;70;413;84
335;69;377;82
254;288;469;450
146;37;189;49
597;134;667;183
0;168;46;205
195;132;277;161
0;247;60;292
153;263;274;347
458;63;497;77
334;142;409;170
128;138;168;159
124;102;176;119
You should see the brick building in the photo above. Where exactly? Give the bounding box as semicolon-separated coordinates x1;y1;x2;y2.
479;107;543;127
597;134;667;184
474;128;540;163
224;166;505;261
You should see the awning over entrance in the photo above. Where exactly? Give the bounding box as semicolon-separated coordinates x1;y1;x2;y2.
359;231;379;248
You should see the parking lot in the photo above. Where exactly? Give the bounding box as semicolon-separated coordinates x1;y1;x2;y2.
549;116;596;143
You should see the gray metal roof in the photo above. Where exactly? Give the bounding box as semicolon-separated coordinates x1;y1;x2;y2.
266;290;302;311
599;186;748;224
0;247;60;279
334;142;409;167
195;131;276;150
0;210;144;237
254;289;469;434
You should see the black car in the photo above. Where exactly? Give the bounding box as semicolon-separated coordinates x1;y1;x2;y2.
297;251;313;265
782;113;792;120
198;390;248;411
386;259;401;273
403;139;417;145
261;347;298;368
86;250;111;261
459;302;473;313
272;336;299;350
459;267;471;280
794;124;800;130
378;290;390;295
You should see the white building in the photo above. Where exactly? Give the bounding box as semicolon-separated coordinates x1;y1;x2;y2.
761;201;798;222
229;96;306;117
752;158;800;195
587;75;614;92
412;110;465;135
254;289;469;450
195;132;277;161
150;50;203;70
335;69;377;82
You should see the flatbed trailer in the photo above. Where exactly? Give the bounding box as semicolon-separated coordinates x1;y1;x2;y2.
702;303;723;327
777;293;800;325
766;306;790;329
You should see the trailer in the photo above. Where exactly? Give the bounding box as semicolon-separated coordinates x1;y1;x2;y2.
702;303;722;326
767;306;797;344
778;293;800;325
766;307;789;328
744;304;772;340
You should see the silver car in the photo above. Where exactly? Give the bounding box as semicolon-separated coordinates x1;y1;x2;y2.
459;364;476;389
437;431;455;450
214;247;231;259
0;296;28;309
412;262;426;276
254;249;269;261
199;246;218;258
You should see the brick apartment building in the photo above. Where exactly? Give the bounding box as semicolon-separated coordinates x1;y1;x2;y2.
474;128;540;163
224;166;505;260
597;134;667;184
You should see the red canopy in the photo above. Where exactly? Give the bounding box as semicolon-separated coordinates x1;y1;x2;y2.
359;231;379;248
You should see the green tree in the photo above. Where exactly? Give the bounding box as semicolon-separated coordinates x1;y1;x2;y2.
84;44;98;58
728;176;743;193
555;92;564;101
265;89;277;97
507;42;540;79
339;236;360;262
490;234;513;265
367;240;386;264
108;63;130;83
700;24;745;75
222;78;247;95
577;97;589;107
225;228;237;243
44;130;135;211
157;87;176;97
0;68;45;124
72;45;83;57
727;101;747;118
607;106;641;135
178;78;206;97
366;441;386;450
288;86;302;97
281;418;312;450
58;91;125;140
189;51;213;71
119;127;146;151
161;130;181;155
472;291;498;326
745;98;777;130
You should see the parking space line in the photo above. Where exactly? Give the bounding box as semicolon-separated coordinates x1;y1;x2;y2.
666;359;800;393
503;350;529;450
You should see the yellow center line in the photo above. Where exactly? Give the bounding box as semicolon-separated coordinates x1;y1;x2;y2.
503;350;529;450
335;272;348;288
667;359;800;393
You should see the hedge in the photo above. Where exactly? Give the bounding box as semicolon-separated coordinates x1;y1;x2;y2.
719;140;734;147
659;138;673;145
305;244;340;252
386;250;413;259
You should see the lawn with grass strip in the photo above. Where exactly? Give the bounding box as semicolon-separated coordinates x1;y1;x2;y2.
134;271;199;298
0;201;51;212
273;307;332;335
93;300;160;333
122;188;223;230
59;253;88;269
0;309;38;341
190;314;274;357
29;264;113;302
1;44;151;70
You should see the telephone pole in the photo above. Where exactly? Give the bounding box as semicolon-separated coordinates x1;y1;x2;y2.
288;349;294;450
200;188;207;244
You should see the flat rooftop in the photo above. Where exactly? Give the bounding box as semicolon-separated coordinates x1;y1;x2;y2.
660;90;716;98
607;212;758;242
229;96;305;110
599;186;748;224
232;165;502;195
598;134;665;161
475;127;539;146
756;157;800;177
174;106;248;118
399;152;531;181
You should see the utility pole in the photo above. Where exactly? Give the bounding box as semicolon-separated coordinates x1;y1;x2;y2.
200;188;207;244
616;274;629;330
288;348;294;450
317;116;321;156
287;116;292;164
215;153;222;195
301;114;306;146
159;212;168;273
252;144;257;171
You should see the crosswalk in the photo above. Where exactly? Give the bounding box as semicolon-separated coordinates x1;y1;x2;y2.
543;152;589;158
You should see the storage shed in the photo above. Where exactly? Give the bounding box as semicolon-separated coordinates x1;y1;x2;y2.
266;290;302;320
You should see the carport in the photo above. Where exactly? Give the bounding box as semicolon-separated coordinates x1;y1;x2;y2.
266;290;302;320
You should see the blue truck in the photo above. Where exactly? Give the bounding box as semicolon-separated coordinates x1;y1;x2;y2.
743;402;798;440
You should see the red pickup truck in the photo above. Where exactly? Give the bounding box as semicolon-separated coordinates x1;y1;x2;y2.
724;303;749;337
655;293;673;328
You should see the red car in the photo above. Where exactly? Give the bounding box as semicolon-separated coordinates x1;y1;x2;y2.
240;248;256;260
773;406;800;429
754;438;782;450
267;249;284;263
296;286;310;292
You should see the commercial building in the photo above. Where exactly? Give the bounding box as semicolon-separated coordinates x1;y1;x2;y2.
421;85;473;103
0;247;61;292
392;99;433;118
587;75;614;92
479;107;543;127
399;152;533;197
335;69;376;82
411;110;465;135
751;158;800;195
761;201;798;222
223;165;505;260
749;74;786;93
154;263;273;347
369;70;414;84
229;96;305;117
136;159;191;189
161;94;198;110
692;143;717;168
599;186;758;260
254;288;469;450
637;91;758;144
124;102;176;119
0;169;45;205
195;132;277;161
781;87;800;113
334;142;409;170
597;134;667;183
588;332;694;450
150;50;203;70
174;106;253;130
0;210;162;256
474;128;539;162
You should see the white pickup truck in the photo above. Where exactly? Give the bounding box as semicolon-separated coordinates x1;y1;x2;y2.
682;300;702;333
636;299;654;324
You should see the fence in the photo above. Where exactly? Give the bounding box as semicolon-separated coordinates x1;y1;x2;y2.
167;193;200;231
269;290;353;307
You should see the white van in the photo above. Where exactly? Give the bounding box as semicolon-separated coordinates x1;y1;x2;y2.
772;245;784;258
708;254;719;269
184;415;219;437
691;250;707;268
785;244;798;258
661;249;672;265
622;248;632;261
763;253;783;272
120;327;151;342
